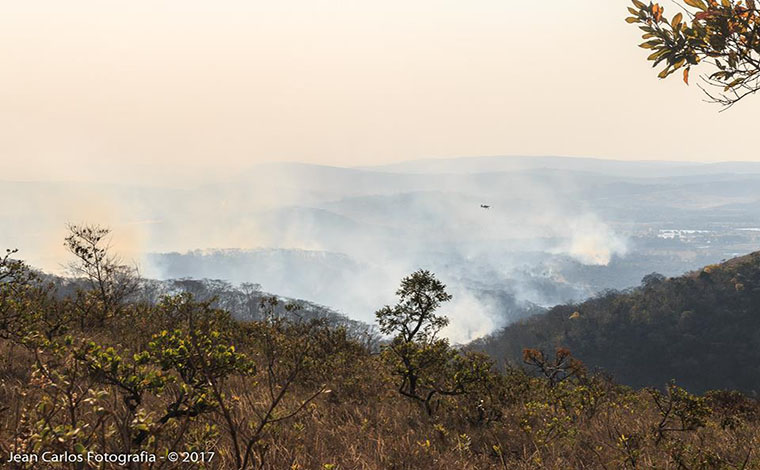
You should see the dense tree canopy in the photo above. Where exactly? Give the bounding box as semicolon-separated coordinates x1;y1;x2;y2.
628;0;760;107
472;251;760;394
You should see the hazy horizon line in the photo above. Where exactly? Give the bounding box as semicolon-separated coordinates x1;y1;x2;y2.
5;153;760;186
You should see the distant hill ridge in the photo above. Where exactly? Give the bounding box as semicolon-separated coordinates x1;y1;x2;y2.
470;251;760;394
359;155;760;177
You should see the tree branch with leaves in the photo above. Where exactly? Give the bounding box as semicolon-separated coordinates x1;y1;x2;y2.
628;0;760;108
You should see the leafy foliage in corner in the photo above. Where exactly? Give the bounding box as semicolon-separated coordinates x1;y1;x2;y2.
628;0;760;107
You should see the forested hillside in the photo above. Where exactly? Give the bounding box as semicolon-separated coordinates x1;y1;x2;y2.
1;228;759;468
471;252;760;394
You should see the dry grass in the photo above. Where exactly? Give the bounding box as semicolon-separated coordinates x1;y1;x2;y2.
2;331;759;470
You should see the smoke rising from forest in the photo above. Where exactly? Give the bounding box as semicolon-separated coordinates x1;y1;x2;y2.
1;160;636;343
8;155;760;341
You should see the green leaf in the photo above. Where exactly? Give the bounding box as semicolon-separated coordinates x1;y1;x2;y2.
671;12;683;28
725;77;744;90
684;0;708;11
673;58;686;69
640;40;663;49
648;49;668;61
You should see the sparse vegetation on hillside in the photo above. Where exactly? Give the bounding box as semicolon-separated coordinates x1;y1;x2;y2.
1;228;759;469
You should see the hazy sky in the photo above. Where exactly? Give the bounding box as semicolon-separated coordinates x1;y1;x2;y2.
1;0;757;184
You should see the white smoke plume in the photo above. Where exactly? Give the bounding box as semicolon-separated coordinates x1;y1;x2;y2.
1;160;630;342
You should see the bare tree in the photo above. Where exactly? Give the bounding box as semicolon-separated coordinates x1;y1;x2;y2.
239;282;262;320
64;223;140;325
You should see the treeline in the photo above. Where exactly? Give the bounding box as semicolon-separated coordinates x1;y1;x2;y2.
471;252;760;395
50;275;377;346
0;225;759;469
